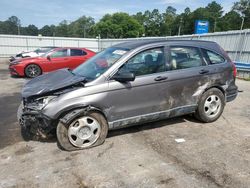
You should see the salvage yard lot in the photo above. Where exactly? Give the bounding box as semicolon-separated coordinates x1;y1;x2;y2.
0;61;250;188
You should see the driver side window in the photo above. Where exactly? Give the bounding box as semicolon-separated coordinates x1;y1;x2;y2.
118;47;165;76
50;49;68;58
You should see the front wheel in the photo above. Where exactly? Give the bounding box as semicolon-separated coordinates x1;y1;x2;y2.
25;64;42;78
56;111;108;151
195;88;225;123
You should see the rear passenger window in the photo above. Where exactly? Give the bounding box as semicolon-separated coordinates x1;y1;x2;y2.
169;47;203;70
204;50;225;64
70;49;86;56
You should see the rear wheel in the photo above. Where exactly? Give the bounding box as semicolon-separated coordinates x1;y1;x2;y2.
195;88;225;123
25;64;42;78
57;111;108;151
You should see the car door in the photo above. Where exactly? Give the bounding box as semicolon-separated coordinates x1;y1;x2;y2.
161;45;211;111
68;49;88;69
107;46;172;128
46;48;70;71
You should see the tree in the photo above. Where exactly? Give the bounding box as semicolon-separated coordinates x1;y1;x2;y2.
178;7;192;35
221;11;242;30
160;6;177;36
8;16;21;34
93;13;144;38
184;7;191;15
233;0;250;16
0;2;249;37
22;24;38;36
165;6;177;16
133;12;145;26
68;16;95;38
233;0;250;29
39;25;56;36
205;1;224;32
8;16;21;26
55;20;69;37
0;16;21;35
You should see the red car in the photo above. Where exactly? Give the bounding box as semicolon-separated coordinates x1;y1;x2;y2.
9;47;96;78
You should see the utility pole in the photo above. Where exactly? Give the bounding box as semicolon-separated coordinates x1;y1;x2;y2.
17;24;20;35
214;19;217;32
240;16;245;30
239;1;249;30
83;26;86;38
178;17;183;36
97;34;101;51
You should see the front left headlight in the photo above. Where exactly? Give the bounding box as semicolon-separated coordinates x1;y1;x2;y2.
27;96;58;110
10;60;22;65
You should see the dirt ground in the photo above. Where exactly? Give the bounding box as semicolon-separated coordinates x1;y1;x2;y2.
0;60;250;188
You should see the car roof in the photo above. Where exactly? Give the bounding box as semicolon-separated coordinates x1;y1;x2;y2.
52;47;86;50
113;39;219;51
40;46;58;48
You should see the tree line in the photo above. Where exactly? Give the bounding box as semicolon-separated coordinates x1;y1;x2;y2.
0;0;249;38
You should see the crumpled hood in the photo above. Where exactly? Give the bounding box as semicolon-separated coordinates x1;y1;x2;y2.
22;69;86;98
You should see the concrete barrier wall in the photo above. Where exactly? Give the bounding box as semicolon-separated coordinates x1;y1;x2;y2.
0;35;100;59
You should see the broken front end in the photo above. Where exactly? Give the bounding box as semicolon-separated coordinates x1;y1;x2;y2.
18;68;87;139
18;96;58;139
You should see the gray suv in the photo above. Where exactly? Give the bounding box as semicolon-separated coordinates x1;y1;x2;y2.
18;40;238;151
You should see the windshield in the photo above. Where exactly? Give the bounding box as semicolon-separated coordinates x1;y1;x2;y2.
35;47;55;54
73;47;129;80
41;48;57;57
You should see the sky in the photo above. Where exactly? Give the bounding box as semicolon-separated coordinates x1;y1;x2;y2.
0;0;236;28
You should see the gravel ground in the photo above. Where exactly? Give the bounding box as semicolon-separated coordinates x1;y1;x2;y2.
0;61;250;188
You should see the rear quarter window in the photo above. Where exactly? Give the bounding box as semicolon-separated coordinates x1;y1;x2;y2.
202;49;225;64
70;49;87;56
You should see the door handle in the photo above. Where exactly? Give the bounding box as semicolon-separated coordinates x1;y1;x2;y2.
199;69;209;74
154;76;168;81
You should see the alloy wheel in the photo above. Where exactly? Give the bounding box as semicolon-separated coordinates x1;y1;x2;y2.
68;116;101;148
204;94;222;118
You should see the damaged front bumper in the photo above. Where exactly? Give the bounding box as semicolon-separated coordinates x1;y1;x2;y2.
18;102;56;137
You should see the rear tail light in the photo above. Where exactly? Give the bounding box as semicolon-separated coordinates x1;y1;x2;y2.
219;46;237;78
230;61;237;77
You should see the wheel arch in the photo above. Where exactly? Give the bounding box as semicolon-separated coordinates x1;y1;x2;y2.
195;85;226;107
204;85;226;96
56;105;108;126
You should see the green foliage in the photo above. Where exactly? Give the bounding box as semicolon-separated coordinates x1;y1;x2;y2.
0;16;20;35
55;20;69;37
0;0;249;38
21;25;39;36
233;0;250;28
68;16;95;38
93;12;144;38
221;11;242;30
39;25;56;36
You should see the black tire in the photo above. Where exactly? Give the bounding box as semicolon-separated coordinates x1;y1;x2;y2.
25;64;42;78
56;111;108;151
195;88;225;123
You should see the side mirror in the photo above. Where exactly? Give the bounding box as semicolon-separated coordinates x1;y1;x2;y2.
113;72;135;82
47;55;51;61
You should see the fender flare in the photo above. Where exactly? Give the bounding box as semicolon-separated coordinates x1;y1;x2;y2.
59;105;107;125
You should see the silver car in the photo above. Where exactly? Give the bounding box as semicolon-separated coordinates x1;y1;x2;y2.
18;40;238;151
